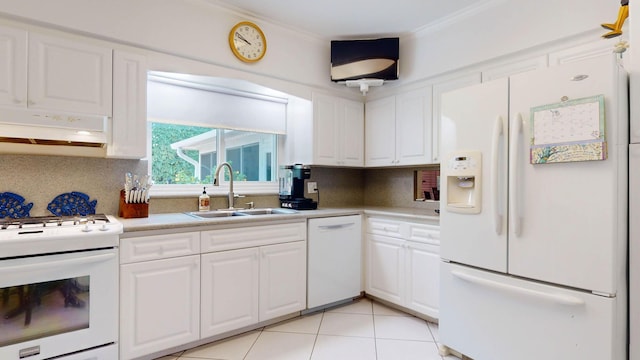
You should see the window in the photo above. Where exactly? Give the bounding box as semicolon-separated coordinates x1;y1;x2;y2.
146;72;288;196
149;122;277;187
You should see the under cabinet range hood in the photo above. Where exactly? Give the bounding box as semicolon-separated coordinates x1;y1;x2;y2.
0;108;109;156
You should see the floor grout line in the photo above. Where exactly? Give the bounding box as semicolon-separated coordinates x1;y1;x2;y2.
163;299;443;360
371;300;379;360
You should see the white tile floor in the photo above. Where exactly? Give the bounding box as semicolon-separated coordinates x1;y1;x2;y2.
154;298;460;360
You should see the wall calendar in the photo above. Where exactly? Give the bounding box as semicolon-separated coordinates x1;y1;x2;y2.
529;95;606;164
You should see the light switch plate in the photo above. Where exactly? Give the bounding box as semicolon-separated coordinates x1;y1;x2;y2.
307;182;318;193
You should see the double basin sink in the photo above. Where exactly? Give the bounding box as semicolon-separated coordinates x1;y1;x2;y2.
185;208;298;219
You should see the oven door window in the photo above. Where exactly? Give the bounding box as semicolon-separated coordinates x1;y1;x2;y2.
1;276;90;347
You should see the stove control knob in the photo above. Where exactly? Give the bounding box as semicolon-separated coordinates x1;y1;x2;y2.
82;224;92;232
99;224;108;231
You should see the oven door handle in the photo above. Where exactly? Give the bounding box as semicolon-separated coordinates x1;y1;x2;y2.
0;252;115;273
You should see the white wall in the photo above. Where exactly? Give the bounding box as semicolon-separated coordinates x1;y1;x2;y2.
0;0;336;94
401;0;619;84
0;0;622;96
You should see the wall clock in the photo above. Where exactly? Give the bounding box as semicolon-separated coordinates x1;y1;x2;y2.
229;21;267;63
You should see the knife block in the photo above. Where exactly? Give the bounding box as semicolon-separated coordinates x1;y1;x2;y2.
118;190;149;218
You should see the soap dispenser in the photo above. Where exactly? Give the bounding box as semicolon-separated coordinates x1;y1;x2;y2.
199;187;210;211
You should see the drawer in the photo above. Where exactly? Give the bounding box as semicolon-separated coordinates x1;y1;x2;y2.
407;223;440;245
366;217;403;238
120;231;200;264
201;221;306;253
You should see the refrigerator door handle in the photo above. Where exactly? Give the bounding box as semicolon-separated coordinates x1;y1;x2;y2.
492;115;504;235
509;113;523;236
451;270;585;306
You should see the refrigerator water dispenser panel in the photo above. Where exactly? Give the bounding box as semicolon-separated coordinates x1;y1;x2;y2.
445;151;482;214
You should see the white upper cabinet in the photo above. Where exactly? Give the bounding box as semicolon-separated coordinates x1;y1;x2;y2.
0;25;112;116
28;32;112;116
365;96;396;166
109;50;147;158
395;88;433;165
0;26;27;108
365;87;433;167
312;93;364;166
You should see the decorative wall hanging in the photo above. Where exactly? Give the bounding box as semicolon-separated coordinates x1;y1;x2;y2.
530;95;606;164
47;192;97;216
0;192;33;218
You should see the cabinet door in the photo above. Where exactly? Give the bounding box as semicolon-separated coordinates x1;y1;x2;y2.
395;88;432;165
365;96;396;166
312;93;339;165
120;255;200;360
405;241;440;319
259;241;307;321
0;25;27;108
28;33;112;115
366;234;404;304
109;50;147;158
313;94;364;167
341;99;365;166
201;248;259;338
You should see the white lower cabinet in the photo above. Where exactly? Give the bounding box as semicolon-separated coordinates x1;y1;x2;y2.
201;247;259;337
120;254;201;360
367;235;404;304
365;216;440;319
119;221;307;359
405;240;440;317
259;241;307;320
200;237;307;338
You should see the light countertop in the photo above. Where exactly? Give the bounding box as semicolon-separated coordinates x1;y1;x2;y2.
118;207;439;234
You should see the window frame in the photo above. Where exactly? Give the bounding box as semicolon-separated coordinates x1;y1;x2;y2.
147;124;282;198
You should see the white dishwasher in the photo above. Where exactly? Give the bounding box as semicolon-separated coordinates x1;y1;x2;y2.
307;215;362;309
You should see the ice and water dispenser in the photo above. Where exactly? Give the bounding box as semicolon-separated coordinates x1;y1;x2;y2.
444;151;482;214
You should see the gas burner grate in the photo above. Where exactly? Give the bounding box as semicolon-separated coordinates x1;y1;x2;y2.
0;214;110;230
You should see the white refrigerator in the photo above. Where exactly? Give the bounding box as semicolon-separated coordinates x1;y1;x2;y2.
630;70;640;360
439;55;628;360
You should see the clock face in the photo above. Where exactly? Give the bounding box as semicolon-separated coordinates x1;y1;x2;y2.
229;22;266;63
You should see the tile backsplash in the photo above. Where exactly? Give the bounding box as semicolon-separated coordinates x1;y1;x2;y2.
1;155;439;217
1;155;147;216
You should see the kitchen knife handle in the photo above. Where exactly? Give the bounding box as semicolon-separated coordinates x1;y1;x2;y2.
492;115;504;235
509;113;523;236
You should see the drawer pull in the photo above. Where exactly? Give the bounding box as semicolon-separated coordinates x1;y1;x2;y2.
318;223;355;230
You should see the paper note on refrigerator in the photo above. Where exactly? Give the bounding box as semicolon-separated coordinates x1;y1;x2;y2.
529;95;606;164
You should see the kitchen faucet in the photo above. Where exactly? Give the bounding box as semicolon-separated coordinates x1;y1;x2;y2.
213;162;236;209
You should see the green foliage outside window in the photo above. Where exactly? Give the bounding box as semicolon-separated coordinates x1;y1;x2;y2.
151;123;210;184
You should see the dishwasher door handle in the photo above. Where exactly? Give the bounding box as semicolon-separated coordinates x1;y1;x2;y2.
317;222;356;230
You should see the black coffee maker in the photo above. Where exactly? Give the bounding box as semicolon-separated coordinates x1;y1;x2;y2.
279;164;318;210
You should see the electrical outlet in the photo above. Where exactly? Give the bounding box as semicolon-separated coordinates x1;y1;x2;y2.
307;182;318;194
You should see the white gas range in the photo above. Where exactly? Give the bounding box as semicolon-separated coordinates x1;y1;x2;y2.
0;214;122;360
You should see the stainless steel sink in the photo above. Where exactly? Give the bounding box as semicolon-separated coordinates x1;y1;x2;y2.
184;210;235;218
232;208;299;216
185;208;298;219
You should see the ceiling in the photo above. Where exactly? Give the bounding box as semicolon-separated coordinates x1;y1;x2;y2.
207;0;485;39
